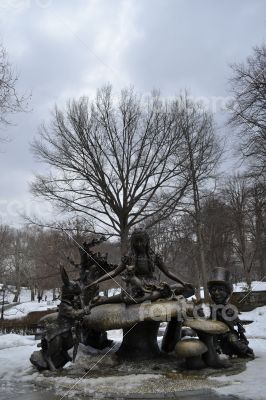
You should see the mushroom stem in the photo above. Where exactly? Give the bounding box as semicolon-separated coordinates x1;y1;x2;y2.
116;321;161;359
162;317;182;353
186;355;206;370
197;331;231;369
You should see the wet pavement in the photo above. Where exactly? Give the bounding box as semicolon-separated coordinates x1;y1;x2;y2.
1;394;60;400
0;392;241;400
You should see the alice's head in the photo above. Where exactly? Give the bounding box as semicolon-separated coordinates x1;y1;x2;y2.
130;229;150;254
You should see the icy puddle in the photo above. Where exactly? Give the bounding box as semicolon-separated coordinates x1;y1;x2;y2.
0;384;60;400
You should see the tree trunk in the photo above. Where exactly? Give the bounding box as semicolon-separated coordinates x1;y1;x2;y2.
196;222;209;301
13;259;21;302
13;280;21;303
190;156;208;301
1;288;5;320
120;226;129;257
13;290;20;303
244;264;252;289
31;287;35;301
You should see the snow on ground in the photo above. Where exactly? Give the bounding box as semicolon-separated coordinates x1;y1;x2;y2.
241;306;266;339
0;305;266;398
1;328;265;399
234;281;266;292
0;286;57;304
210;304;266;399
5;287;31;303
4;300;59;319
0;334;38;381
0;333;36;350
0;332;157;398
1;286;119;320
46;373;160;398
213;338;266;400
1;284;120;305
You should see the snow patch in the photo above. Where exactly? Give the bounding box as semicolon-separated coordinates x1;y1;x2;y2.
4;300;59;319
0;334;37;381
0;333;36;350
234;281;266;292
241;306;266;339
213;339;266;400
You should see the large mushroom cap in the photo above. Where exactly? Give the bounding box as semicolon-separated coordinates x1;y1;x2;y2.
184;319;229;334
175;339;208;358
84;299;188;331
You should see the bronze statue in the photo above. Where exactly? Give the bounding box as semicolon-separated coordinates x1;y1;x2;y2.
208;267;254;359
30;266;92;371
31;235;248;371
174;268;254;369
68;236;116;298
68;237;117;349
88;229;194;306
85;229;195;359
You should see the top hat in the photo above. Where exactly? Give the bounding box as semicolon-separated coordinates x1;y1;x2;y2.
207;267;233;294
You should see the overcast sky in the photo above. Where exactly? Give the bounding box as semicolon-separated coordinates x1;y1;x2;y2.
0;0;266;226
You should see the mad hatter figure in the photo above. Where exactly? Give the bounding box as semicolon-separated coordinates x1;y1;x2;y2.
208;267;254;359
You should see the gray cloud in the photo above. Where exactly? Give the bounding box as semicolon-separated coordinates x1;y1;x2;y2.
0;0;265;225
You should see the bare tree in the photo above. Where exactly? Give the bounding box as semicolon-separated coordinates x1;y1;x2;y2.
0;224;12;284
0;44;27;134
246;179;266;279
228;45;266;175
175;94;222;299
148;214;198;286
201;195;234;272
31;86;191;255
222;174;259;287
10;229;25;302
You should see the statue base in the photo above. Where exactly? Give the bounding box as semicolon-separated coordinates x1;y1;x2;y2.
116;321;160;359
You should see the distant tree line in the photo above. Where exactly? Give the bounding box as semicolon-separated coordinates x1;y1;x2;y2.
1;171;265;302
0;218;121;302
